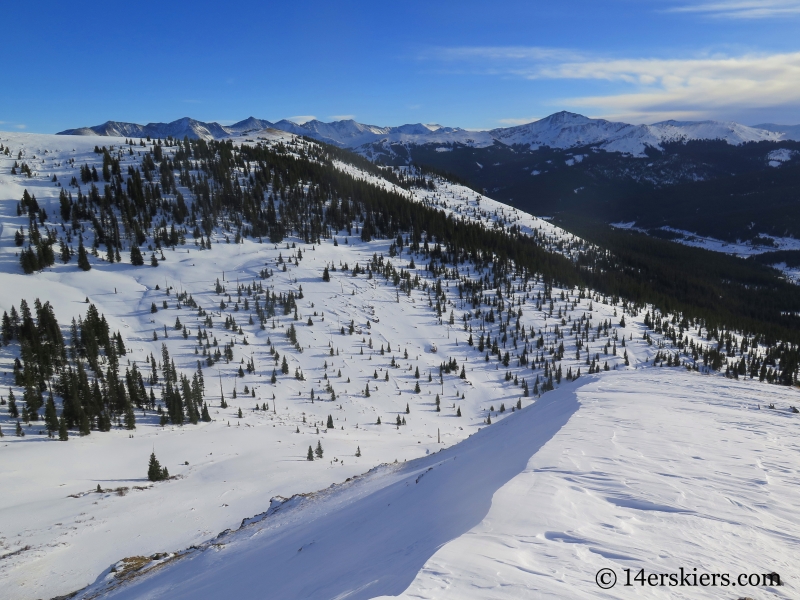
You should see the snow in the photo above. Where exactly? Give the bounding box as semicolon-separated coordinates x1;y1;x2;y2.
73;369;800;600
767;148;797;166
58;112;799;158
1;129;796;599
610;222;800;281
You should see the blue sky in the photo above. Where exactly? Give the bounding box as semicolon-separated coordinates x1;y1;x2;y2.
3;0;800;132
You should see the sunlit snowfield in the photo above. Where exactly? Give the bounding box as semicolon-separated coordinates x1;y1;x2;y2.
0;131;797;599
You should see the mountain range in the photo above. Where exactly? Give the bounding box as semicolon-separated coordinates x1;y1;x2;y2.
58;112;800;158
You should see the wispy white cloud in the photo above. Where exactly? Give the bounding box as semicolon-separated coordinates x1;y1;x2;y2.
497;116;543;125
422;45;800;122
14;124;26;130
667;0;800;19
421;46;580;63
284;115;316;124
329;114;355;121
543;52;800;121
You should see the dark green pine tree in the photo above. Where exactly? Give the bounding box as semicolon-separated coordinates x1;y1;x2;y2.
414;381;421;393
365;383;370;397
124;402;136;430
307;445;314;461
270;369;277;384
60;240;71;263
355;446;361;457
201;402;211;422
326;414;334;429
130;245;144;266
79;411;91;436
77;239;91;271
58;416;69;441
456;406;462;417
406;403;410;413
16;420;24;436
8;389;18;418
315;440;324;459
148;451;168;481
44;394;59;436
281;356;289;374
237;407;243;418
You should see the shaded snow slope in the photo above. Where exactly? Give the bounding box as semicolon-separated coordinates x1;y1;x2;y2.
385;369;800;600
76;369;800;600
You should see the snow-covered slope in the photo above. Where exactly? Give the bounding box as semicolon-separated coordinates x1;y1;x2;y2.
58;112;799;156
58;117;272;140
1;129;796;600
73;369;800;600
754;122;800;141
650;119;783;146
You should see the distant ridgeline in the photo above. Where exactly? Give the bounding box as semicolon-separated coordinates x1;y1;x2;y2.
2;133;799;438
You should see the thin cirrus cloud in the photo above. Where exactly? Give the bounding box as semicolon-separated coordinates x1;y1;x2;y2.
422;46;800;123
284;115;316;124
667;0;800;18
497;116;543;125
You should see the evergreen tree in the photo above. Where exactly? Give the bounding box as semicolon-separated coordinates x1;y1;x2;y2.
237;407;243;418
44;394;58;436
148;452;169;481
58;416;68;441
326;414;334;429
8;389;18;418
77;239;91;271
355;446;361;457
456;406;462;417
124;402;136;430
15;420;24;436
307;445;314;461
414;381;421;393
201;402;211;422
130;245;144;266
315;440;323;459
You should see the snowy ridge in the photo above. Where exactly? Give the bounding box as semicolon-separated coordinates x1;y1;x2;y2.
72;370;800;600
58;112;800;157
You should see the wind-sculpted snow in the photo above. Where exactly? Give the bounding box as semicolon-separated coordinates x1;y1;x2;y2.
73;382;579;600
75;369;800;600
0;129;795;599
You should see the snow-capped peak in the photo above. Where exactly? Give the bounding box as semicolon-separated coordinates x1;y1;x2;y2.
57;113;800;157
